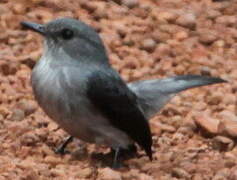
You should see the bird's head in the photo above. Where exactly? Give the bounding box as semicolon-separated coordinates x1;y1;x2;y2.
21;18;107;63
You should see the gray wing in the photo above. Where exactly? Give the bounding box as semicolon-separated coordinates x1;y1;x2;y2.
128;75;226;119
86;70;152;159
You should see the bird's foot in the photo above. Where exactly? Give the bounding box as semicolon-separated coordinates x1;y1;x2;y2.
111;148;123;169
55;136;74;155
111;145;137;169
111;144;137;160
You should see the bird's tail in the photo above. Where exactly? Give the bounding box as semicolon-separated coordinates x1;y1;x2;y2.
128;75;227;119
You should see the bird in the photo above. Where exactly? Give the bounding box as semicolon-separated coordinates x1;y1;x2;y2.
21;18;226;168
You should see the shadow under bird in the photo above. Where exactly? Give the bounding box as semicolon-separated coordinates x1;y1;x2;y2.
21;18;226;168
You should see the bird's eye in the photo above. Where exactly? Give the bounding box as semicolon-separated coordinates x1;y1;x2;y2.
61;29;74;40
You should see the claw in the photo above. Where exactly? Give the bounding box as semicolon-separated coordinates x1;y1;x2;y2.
55;136;74;155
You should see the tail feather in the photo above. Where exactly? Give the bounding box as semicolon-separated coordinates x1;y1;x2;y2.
128;75;227;119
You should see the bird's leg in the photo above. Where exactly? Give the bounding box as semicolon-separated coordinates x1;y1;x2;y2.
55;136;74;155
111;144;137;159
112;148;123;169
124;144;137;157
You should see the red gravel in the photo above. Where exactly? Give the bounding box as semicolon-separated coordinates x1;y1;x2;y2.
0;0;237;179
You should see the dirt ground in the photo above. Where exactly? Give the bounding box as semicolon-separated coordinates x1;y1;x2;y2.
0;0;237;179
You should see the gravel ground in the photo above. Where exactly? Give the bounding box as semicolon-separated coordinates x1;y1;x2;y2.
0;0;237;179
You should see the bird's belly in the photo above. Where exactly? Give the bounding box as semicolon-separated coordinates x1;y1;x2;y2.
32;64;132;148
40;94;132;148
33;79;132;147
33;85;96;142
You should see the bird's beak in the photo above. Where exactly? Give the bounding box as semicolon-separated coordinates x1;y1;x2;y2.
21;21;45;35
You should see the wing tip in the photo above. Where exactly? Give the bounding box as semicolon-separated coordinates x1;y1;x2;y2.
144;143;153;161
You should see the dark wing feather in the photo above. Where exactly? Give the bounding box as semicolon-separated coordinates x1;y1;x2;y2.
87;70;152;159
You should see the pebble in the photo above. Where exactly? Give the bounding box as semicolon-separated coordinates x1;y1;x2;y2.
17;99;38;116
199;30;218;45
0;62;18;75
76;168;93;178
177;126;194;137
216;15;236;26
172;167;191;179
207;91;223;105
10;108;25;121
152;30;171;43
192;174;203;180
12;3;26;14
94;6;108;19
141;38;156;52
217;110;237;137
230;169;237;179
20;132;40;146
194;113;219;134
212;136;234;151
98;168;122;180
139;173;153;180
206;9;221;19
157;11;178;22
218;110;237;122
154;122;176;133
176;13;196;29
200;66;211;76
121;0;139;8
174;31;189;41
213;168;230;180
44;156;62;166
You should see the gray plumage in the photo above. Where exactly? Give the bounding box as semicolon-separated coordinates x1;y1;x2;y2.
21;18;226;167
128;75;226;119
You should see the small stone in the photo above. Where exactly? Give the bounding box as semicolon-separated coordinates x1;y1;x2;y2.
179;161;196;174
194;113;219;134
151;121;162;136
94;8;108;19
218;110;237;122
76;168;93;178
192;174;204;180
12;3;26;14
230;169;237;179
218;110;237;137
213;40;225;48
152;30;171;43
10;108;25;121
121;0;139;8
20;132;40;146
224;160;236;168
154;122;176;133
222;94;236;105
177;126;194;137
17;99;38;116
44;156;62;166
80;2;97;12
183;114;197;131
0;62;18;75
157;11;178;22
141;38;156;52
174;31;188;41
216;15;236;26
172;168;191;179
207;91;222;105
206;9;221;19
213;169;230;180
139;173;153;180
199;30;218;45
212;136;234;151
98;168;122;180
176;13;196;29
200;66;211;76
